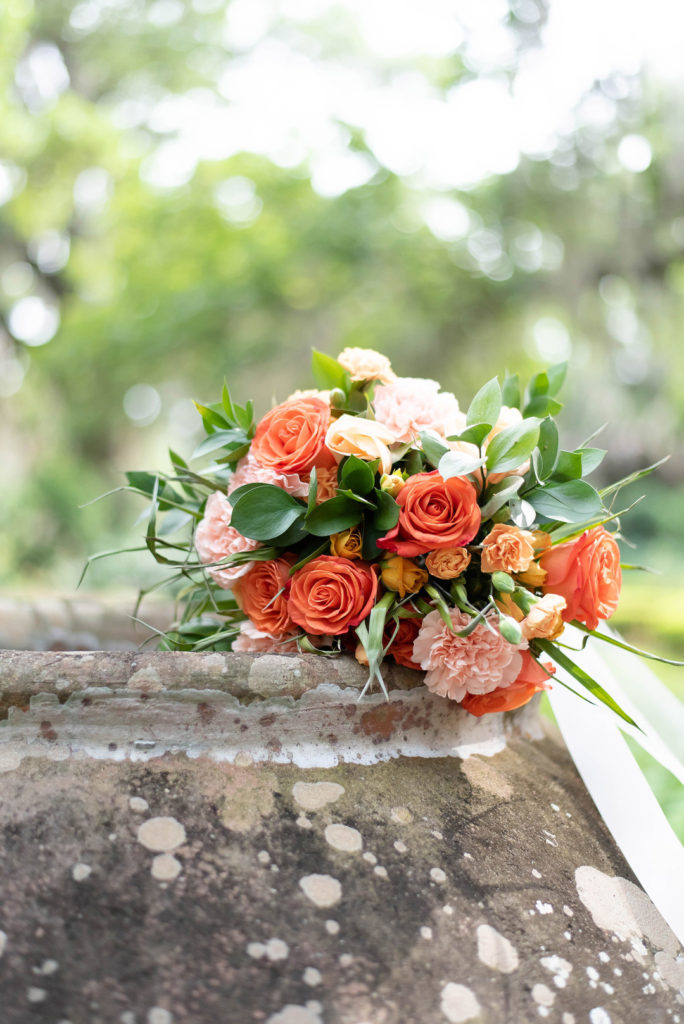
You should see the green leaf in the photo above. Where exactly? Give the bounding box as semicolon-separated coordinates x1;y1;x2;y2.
311;349;351;392
448;423;491;446
221;381;236;423
372;489;400;531
528;370;550;399
304;494;362;536
479;475;524;519
466;376;501;428
404;449;424;476
509;498;536;529
336;488;377;508
194;402;229;430
502;372;520;409
340;455;377;494
546;361;568;396
486;418;540;474
523;395;563;418
419;431;449;469
307;468;318;513
537;640;639;728
438;449;486;480
599;456;670;499
537;417;559;480
191;429;248;460
579;448;607;476
553;450;583;482
572;624;684;666
527;480;603;523
214;442;251;465
230;484;305;540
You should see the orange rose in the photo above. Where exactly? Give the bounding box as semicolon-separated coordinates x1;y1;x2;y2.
377;471;481;557
521;593;566;640
383;614;422;670
462;652;554;717
480;523;535;574
251;396;332;474
540;526;622;631
426;547;471;579
232;557;295;637
288;555;378;635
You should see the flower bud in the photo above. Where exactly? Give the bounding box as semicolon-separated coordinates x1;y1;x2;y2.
498;614;523;645
330;387;347;408
491;570;515;593
379;471;405;498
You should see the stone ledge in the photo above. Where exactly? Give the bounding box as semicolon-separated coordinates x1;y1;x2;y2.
0;650;423;715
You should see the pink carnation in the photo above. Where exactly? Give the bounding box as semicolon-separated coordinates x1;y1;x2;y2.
232;620;299;653
412;608;527;702
228;453;308;499
194;491;260;587
373;377;466;443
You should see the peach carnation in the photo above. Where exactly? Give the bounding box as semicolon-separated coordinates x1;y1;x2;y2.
412;608;527;702
194;491;260;586
373;378;466;444
232;621;299;653
338;347;396;384
462;652;553;716
228;453;308;499
309;466;339;504
480;523;536;574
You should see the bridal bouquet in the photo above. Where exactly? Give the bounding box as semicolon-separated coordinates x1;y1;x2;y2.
92;347;678;723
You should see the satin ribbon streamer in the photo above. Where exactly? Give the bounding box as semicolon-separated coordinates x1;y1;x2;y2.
548;627;684;947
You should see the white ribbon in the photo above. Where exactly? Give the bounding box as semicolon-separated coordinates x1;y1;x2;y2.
548;628;684;947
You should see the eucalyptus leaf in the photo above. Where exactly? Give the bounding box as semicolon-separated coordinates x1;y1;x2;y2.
466;376;501;428
486;418;540;474
419;431;449;469
447;423;491;446
372;489;400;531
523;395;563;418
553;450;583;482
527;480;603;523
537;417;559;480
479;475;524;519
579;447;607;476
502;372;520;409
192;429;248;460
509;498;536;528
340;455;377;494
438;449;487;480
311;348;351;393
231;483;305;540
305;494;362;536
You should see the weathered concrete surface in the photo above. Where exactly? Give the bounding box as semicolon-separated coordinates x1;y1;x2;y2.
0;650;682;1023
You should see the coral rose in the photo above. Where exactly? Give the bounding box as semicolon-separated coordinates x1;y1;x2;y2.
194;492;260;586
540;526;622;631
288;555;378;635
325;414;396;476
412;608;527;702
338;347;396;384
480;524;536;574
521;593;566;641
383;613;422;670
330;526;363;560
251;396;332;474
228;452;308;499
462;652;554;716
373;377;466;444
426;547;471;579
380;555;428;598
232;621;299;654
377;471;481;557
232;557;295;637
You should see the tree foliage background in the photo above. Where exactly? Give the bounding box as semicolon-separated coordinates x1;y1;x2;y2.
1;0;683;637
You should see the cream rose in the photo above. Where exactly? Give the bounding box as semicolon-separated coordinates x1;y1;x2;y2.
521;593;567;640
325;414;396;475
337;347;396;384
